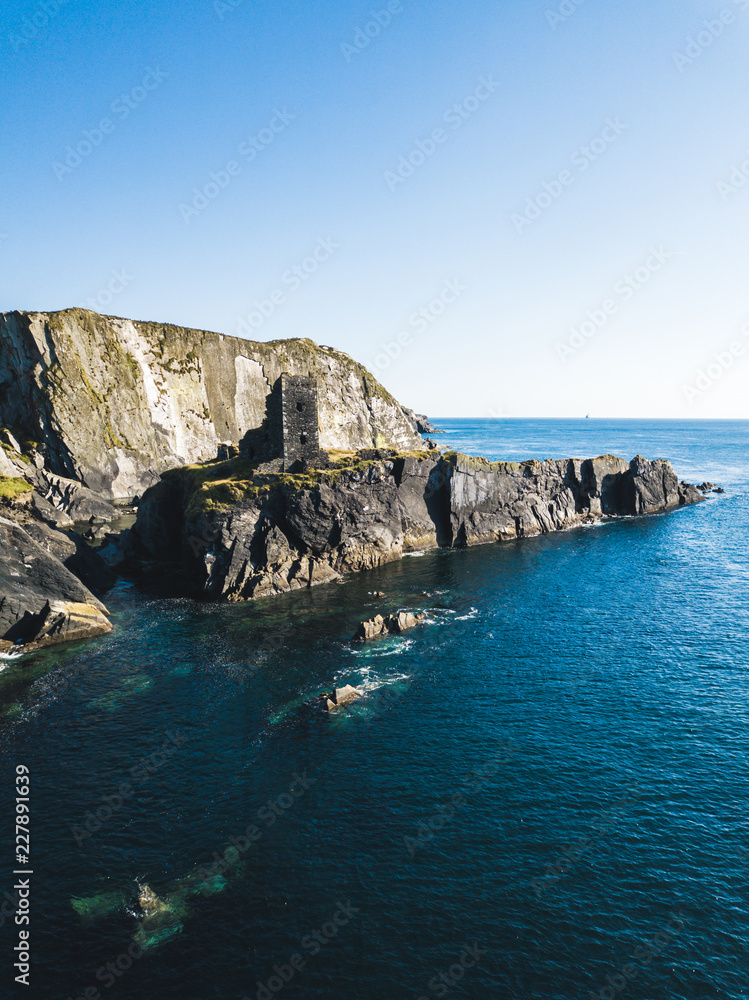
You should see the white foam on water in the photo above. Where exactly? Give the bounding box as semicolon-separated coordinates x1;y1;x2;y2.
454;607;479;621
356;674;411;695
348;637;415;658
574;518;615;530
0;650;25;663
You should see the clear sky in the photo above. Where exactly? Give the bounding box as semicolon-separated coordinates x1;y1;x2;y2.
1;0;748;418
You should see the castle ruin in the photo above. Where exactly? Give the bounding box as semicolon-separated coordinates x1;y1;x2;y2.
279;373;321;470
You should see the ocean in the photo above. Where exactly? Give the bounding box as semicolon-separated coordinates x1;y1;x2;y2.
0;419;747;1000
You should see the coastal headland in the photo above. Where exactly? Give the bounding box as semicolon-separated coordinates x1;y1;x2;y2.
0;309;706;653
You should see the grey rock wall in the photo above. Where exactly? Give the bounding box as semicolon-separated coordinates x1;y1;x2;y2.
128;450;704;603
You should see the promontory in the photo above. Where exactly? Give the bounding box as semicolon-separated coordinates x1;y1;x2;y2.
0;308;706;653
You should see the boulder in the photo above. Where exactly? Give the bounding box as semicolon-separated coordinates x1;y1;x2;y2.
30;491;75;527
679;482;706;505
390;611;419;633
137;884;170;920
4;600;112;650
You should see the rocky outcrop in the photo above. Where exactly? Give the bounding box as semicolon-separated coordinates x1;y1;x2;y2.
314;685;363;711
402;408;443;435
0;308;423;499
26;467;119;525
355;611;423;640
443;452;705;545
0;454;116;652
127;449;704;603
21;521;117;595
0;517;111;652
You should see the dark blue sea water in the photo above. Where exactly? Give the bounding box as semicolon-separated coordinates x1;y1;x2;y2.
1;419;748;1000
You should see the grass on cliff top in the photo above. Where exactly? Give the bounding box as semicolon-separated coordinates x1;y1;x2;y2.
177;448;438;521
0;476;33;500
441;451;525;472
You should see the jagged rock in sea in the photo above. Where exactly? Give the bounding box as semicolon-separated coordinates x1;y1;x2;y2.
126;449;705;603
0;308;424;499
355;611;423;640
0;517;111;653
314;685;363;711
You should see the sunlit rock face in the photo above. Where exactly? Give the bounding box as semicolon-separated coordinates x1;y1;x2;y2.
0;308;423;499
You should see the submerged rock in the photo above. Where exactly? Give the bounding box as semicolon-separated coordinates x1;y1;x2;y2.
71;889;128;924
137;884;170;919
72;866;235;953
88;674;154;712
134;884;187;951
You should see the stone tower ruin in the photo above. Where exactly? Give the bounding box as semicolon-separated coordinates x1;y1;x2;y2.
280;373;320;470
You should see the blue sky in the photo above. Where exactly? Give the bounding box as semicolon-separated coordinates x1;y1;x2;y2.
1;0;748;417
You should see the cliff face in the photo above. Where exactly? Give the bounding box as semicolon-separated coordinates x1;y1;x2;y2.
127;450;704;601
0;309;423;499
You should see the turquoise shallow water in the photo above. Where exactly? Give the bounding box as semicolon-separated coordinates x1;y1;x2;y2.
0;419;747;1000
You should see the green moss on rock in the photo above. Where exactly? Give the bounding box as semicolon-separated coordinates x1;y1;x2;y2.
0;476;33;499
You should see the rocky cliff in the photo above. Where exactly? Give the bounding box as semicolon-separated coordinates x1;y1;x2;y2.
0;309;423;499
0;515;112;654
126;450;705;601
1;442;116;653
